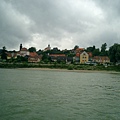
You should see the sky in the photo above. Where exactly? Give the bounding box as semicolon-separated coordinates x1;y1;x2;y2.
0;0;120;51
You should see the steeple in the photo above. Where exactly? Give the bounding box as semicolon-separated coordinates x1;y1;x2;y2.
48;44;51;50
20;44;22;51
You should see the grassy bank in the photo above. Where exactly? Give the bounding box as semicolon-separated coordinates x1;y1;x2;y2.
0;62;120;72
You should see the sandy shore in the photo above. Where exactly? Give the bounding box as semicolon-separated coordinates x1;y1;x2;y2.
17;68;120;74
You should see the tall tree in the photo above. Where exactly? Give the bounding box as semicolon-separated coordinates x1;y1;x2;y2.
109;43;120;63
101;43;107;52
100;43;107;56
1;46;7;60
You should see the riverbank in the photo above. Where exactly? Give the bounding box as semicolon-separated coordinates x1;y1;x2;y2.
17;68;120;74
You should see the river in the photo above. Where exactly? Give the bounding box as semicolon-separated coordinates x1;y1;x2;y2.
0;68;120;120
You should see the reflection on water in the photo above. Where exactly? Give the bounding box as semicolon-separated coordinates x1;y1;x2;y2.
0;69;120;120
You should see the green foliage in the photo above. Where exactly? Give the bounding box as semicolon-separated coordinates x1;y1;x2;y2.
28;47;36;52
16;56;28;62
67;65;74;70
86;45;95;52
101;43;107;52
100;43;108;56
109;43;120;63
1;46;7;60
74;45;79;50
92;48;100;56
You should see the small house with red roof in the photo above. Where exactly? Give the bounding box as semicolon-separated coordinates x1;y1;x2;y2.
28;52;41;63
92;56;110;64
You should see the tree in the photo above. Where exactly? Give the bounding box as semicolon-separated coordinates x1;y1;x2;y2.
1;46;7;60
28;47;36;52
101;43;107;52
109;43;120;63
92;48;100;56
74;45;79;50
86;45;96;52
100;43;108;56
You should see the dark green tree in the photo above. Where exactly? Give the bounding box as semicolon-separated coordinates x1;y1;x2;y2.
1;46;7;60
28;47;36;52
109;43;120;63
101;43;107;52
74;45;79;50
86;45;96;52
92;48;100;56
100;43;108;56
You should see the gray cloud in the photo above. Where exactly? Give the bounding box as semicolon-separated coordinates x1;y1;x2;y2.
0;0;120;50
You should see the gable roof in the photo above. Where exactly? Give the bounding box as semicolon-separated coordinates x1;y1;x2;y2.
29;52;38;57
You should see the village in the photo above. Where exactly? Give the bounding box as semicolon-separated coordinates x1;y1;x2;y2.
0;43;113;65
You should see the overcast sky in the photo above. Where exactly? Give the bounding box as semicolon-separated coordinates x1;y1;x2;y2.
0;0;120;51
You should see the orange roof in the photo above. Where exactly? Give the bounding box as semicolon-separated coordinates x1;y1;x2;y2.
76;48;84;51
29;52;38;57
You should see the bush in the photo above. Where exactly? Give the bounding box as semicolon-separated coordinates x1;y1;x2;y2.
67;65;74;70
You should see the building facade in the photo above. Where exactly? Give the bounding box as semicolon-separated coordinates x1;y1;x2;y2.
80;51;89;64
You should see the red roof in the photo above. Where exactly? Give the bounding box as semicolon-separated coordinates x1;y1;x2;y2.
76;48;84;51
29;52;38;57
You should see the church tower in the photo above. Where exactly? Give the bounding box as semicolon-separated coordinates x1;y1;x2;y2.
20;44;22;51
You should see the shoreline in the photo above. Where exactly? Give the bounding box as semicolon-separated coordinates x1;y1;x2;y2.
17;68;120;74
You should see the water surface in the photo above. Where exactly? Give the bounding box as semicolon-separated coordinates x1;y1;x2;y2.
0;69;120;120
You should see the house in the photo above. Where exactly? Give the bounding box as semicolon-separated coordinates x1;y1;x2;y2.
74;48;85;63
80;51;89;64
93;56;110;64
28;52;41;63
6;53;12;60
6;52;17;60
19;47;29;57
49;54;66;62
